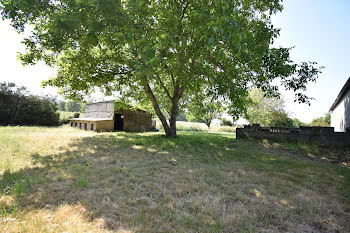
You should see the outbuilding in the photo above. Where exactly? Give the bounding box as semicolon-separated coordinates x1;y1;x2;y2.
70;100;154;132
329;77;350;132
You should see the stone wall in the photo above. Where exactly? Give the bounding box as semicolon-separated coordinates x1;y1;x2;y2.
236;125;350;147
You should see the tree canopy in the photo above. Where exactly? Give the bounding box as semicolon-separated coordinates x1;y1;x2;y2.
246;88;294;127
1;0;322;137
309;113;331;127
0;82;59;126
187;94;225;128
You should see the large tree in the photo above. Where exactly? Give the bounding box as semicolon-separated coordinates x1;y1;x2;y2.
187;94;225;128
0;0;321;137
246;88;294;127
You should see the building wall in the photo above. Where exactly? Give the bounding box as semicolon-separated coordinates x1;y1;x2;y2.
70;119;114;131
70;109;153;132
117;110;153;132
331;88;350;132
95;120;114;131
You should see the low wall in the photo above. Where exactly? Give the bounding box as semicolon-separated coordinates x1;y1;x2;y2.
236;125;350;147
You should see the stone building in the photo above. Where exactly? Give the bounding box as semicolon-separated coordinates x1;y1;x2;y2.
70;100;154;132
329;77;350;132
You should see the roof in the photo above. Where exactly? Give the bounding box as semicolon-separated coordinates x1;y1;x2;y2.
70;117;113;121
329;77;350;111
84;101;115;119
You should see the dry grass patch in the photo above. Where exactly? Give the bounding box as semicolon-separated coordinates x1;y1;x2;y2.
0;126;349;232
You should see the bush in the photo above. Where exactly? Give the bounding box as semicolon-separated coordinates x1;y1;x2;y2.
221;118;233;127
0;82;60;126
59;117;70;125
73;112;80;118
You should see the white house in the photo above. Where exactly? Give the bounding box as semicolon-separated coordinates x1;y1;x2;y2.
329;77;350;132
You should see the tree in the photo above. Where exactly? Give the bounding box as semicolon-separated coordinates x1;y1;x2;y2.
65;101;82;112
187;95;225;128
0;0;322;137
0;82;59;126
80;103;86;113
58;101;66;111
246;89;294;127
292;118;306;128
176;113;188;122
0;82;28;124
309;113;331;127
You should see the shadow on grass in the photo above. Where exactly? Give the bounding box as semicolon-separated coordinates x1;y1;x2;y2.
0;132;349;232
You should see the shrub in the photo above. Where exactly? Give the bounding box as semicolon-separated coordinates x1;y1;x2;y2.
0;82;60;126
221;118;233;127
73;112;80;118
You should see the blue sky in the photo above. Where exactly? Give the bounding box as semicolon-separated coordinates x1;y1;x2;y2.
271;0;350;122
0;0;349;123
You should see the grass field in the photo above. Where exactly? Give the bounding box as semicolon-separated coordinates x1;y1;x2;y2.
0;126;349;232
157;120;237;133
58;111;84;121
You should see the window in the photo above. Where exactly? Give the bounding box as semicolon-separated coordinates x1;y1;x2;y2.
91;124;94;130
84;123;87;130
75;122;77;127
79;123;82;129
71;122;73;127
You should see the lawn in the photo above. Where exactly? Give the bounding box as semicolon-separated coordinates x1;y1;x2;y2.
0;126;349;232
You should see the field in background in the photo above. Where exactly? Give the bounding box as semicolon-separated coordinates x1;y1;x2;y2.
0;126;349;232
59;111;84;121
156;120;236;133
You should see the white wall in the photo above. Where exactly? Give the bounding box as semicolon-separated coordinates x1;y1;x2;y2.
331;88;350;132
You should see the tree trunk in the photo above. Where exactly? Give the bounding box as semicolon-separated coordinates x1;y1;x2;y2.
168;99;180;138
205;120;211;128
143;82;178;138
143;79;183;138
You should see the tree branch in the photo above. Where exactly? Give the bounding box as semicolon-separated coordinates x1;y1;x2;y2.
142;76;171;132
155;75;172;99
179;1;189;23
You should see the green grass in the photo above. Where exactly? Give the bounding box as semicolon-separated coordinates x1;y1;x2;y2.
75;178;89;188
156;120;236;133
0;125;349;232
58;111;84;121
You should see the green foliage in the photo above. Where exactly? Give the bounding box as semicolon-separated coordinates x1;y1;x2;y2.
65;101;83;112
80;103;86;113
292;118;306;128
187;94;225;128
59;101;66;111
0;0;322;137
246;89;294;127
59;111;80;124
12;178;31;195
176;113;188;122
75;178;88;188
221;118;233;127
309;113;331;127
73;112;80;118
0;82;59;126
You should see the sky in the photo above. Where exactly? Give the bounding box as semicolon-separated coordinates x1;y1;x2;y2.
0;0;349;123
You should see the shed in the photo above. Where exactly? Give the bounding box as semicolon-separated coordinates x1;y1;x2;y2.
69;100;154;132
329;77;350;132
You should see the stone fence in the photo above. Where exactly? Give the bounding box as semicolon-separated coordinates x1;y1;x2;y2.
236;124;350;147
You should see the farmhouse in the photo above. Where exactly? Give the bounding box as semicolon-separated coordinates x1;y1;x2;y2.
70;100;154;132
329;77;350;132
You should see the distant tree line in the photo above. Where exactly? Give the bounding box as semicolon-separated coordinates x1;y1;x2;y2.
58;101;85;112
246;89;331;128
179;88;331;128
0;82;59;126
